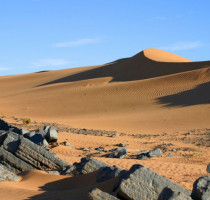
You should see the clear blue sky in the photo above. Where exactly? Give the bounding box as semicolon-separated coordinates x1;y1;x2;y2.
0;0;210;76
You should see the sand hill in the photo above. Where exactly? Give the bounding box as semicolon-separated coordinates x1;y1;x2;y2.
0;48;209;199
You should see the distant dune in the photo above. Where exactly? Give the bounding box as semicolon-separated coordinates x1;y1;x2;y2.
0;48;210;133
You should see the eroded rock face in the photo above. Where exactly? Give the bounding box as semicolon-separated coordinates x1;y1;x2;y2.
191;176;210;200
108;148;127;159
117;164;191;200
0;164;19;182
73;158;108;175
88;188;119;200
0;130;69;172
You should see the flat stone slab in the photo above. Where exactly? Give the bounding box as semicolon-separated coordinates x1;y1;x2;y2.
118;164;191;200
88;188;119;200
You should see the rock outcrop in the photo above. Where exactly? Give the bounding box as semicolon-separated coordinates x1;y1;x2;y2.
88;188;119;200
191;176;210;200
117;164;191;200
0;124;69;172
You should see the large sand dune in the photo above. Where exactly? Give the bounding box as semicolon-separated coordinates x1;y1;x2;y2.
0;48;209;199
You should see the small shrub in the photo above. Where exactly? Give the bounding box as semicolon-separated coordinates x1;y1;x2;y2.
22;117;31;124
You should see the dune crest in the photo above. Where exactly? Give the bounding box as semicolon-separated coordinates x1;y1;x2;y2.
142;48;192;62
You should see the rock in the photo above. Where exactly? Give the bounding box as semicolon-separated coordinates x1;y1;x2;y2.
167;153;173;158
45;126;58;142
207;163;210;173
88;188;119;200
73;158;108;175
116;143;126;147
148;148;162;157
138;148;162;160
96;166;125;183
60;141;75;149
59;165;75;175
191;176;210;200
28;133;49;148
108;148;127;159
0;164;20;182
0;119;22;134
158;187;192;200
117;164;191;200
0;131;69;171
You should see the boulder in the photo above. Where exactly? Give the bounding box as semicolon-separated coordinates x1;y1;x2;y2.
158;187;192;200
28;134;49;148
0;164;20;182
191;176;210;200
73;158;108;175
207;163;210;173
88;188;119;200
45;126;58;142
0;131;69;171
148;148;162;157
108;148;127;159
96;166;125;183
0;119;22;134
117;164;191;200
138;148;162;160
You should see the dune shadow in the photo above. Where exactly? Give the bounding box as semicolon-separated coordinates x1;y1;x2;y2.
156;81;210;107
36;52;210;87
27;170;117;200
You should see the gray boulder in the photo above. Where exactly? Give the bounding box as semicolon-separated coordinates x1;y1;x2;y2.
158;187;192;200
207;163;210;173
88;188;119;200
117;164;191;200
28;133;49;148
73;158;108;175
109;148;127;159
138;148;162;160
96;166;126;183
149;148;163;157
45;126;58;142
0;164;19;182
191;176;210;200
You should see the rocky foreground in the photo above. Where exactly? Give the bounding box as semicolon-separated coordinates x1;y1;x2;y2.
0;119;209;200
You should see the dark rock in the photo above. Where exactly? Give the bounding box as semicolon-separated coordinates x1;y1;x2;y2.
0;164;20;182
158;187;192;200
191;176;210;200
117;164;191;200
45;126;58;142
0;119;22;134
15;136;69;170
60;141;75;149
88;188;119;200
116;143;126;147
108;148;127;159
28;134;49;148
0;131;69;171
207;163;210;173
167;153;173;158
73;158;108;175
0;146;34;172
96;166;125;183
148;148;162;157
138;148;162;160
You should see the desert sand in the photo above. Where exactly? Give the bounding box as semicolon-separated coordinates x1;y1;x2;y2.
0;48;209;199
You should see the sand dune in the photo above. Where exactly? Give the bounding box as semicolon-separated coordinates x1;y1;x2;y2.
0;48;210;199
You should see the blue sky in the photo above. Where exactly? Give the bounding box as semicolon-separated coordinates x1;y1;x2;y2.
0;0;210;76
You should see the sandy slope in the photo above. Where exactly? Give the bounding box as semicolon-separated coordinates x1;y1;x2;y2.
0;48;210;199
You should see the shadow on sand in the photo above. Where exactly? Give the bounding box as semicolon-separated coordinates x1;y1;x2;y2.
156;82;210;107
36;52;210;87
27;170;117;200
